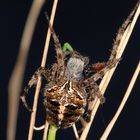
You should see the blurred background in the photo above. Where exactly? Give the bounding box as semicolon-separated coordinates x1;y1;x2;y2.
0;0;140;140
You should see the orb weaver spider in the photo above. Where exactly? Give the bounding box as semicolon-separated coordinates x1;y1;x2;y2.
20;8;137;128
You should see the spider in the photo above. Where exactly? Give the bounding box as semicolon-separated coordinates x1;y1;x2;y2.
20;9;135;128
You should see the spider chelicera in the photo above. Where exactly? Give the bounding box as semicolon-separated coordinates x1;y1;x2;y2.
20;8;136;128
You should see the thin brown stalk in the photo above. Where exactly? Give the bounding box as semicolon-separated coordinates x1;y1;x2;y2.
80;117;87;128
100;61;140;140
43;120;49;140
79;2;140;140
7;1;45;140
28;0;58;140
72;124;79;140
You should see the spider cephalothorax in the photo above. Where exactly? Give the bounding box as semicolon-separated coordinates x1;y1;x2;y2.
20;14;122;128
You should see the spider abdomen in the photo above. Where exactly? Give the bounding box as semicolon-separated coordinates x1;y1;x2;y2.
44;81;86;128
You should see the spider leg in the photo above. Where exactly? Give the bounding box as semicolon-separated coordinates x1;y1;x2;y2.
110;0;139;61
20;67;50;111
45;13;66;81
82;4;138;120
83;40;121;83
83;2;138;84
90;58;120;82
45;13;64;65
83;81;105;122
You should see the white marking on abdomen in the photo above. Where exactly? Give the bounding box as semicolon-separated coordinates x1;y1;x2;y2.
58;105;65;120
68;81;74;95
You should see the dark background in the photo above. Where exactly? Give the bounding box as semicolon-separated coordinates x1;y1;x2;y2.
0;0;140;140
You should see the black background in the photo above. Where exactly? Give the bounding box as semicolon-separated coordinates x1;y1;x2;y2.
0;0;140;140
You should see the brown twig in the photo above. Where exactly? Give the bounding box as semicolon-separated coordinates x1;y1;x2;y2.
43;120;49;140
7;1;45;140
28;0;59;140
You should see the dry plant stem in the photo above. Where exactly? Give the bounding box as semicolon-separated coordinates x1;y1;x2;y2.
28;0;58;140
100;61;140;140
79;2;140;140
80;117;87;128
72;124;79;140
7;1;45;140
41;0;58;66
43;121;49;140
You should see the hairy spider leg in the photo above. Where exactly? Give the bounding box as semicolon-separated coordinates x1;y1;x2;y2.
83;1;138;84
21;13;68;111
45;13;64;65
110;0;139;61
20;67;50;111
83;81;105;122
45;13;66;81
81;1;140;121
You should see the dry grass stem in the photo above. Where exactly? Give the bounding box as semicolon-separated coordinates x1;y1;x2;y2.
100;61;140;140
41;0;58;66
80;117;87;128
79;2;140;140
7;1;45;140
72;124;79;140
28;0;58;140
43;121;49;140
